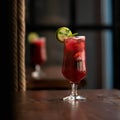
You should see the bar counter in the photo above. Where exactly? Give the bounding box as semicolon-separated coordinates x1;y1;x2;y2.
12;89;120;120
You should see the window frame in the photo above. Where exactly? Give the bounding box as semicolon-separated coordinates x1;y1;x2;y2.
26;0;119;89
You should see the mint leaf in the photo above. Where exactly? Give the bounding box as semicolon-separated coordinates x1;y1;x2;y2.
69;32;78;37
72;33;78;36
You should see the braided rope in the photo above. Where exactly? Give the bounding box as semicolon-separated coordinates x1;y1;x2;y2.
8;0;18;91
8;0;26;91
17;0;26;91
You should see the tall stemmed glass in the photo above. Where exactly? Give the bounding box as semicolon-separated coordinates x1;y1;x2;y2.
62;36;87;101
30;37;47;79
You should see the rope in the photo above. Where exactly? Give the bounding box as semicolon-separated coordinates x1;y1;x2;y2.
8;0;26;91
8;0;18;91
17;0;26;91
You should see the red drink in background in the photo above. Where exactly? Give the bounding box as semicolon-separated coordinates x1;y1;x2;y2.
30;37;47;66
62;36;86;84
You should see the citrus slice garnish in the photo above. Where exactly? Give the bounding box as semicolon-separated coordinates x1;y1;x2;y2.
28;32;39;43
56;27;73;42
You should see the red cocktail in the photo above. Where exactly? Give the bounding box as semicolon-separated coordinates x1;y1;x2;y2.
62;36;87;101
30;37;47;79
30;37;47;65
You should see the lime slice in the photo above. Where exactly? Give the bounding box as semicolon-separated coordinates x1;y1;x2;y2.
28;32;39;43
56;27;72;42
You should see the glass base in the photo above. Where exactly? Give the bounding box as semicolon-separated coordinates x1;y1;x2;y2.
31;64;45;80
63;95;86;101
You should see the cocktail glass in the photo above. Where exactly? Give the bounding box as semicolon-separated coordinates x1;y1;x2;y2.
62;36;87;101
30;37;47;79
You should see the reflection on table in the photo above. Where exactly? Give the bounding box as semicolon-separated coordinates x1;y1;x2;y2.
12;89;120;120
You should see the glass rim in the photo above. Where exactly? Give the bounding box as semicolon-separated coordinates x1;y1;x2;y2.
74;36;85;40
65;36;85;41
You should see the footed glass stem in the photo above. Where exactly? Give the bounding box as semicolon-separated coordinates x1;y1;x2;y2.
63;83;86;101
31;64;45;79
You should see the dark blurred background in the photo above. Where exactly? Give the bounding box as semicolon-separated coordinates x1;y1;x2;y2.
25;0;120;89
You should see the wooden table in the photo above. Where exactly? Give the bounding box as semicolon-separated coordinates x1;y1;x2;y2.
12;89;120;120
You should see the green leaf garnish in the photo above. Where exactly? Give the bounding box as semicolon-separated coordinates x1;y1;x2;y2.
72;33;79;36
69;32;78;37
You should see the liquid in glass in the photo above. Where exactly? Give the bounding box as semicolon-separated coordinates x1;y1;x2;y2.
30;37;47;79
62;36;87;101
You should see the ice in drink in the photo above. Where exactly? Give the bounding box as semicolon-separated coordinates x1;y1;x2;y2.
62;36;86;83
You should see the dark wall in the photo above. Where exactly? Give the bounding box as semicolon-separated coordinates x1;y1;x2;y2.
0;1;14;120
114;0;120;89
0;1;11;89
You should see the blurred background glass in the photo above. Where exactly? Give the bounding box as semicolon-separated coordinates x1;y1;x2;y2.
25;0;114;89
